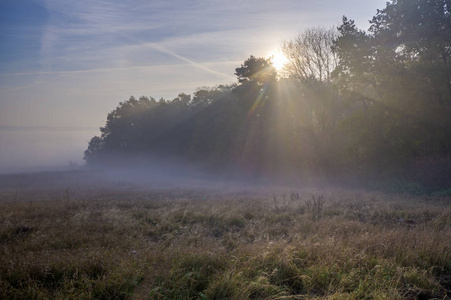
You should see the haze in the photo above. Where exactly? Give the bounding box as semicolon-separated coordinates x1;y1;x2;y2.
0;0;387;173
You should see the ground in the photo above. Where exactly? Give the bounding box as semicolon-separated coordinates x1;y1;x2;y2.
0;170;450;299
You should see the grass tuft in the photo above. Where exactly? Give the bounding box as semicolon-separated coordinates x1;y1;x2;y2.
0;181;449;299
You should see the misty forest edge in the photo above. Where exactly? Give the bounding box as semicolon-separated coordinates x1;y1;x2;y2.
84;0;451;193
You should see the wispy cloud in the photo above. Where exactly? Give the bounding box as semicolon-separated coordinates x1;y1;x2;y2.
37;0;245;79
1;0;388;129
0;60;239;80
0;0;389;171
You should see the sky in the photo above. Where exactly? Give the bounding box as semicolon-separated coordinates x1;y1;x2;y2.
0;0;388;172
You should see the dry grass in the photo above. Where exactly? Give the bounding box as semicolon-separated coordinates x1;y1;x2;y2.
0;173;450;299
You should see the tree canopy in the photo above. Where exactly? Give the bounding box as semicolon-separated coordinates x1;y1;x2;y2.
85;0;451;191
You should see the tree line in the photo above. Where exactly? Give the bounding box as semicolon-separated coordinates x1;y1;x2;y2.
85;0;451;191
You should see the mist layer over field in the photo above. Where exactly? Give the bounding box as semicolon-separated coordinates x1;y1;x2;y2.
0;170;450;299
0;126;98;174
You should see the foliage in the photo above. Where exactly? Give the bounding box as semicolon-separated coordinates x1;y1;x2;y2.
234;55;277;86
282;27;339;83
329;0;451;182
85;0;451;191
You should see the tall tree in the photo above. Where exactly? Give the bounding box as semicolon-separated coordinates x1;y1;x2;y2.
282;27;339;83
234;56;277;86
369;0;451;107
281;28;345;174
333;0;451;177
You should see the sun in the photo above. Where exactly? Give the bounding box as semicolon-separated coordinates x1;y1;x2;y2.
270;51;288;71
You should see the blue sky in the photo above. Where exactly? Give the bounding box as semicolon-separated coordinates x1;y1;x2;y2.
0;0;388;129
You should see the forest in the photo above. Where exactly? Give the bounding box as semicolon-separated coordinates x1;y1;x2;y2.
84;0;451;193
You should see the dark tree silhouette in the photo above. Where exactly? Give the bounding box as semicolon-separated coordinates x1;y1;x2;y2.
84;1;451;190
235;56;277;86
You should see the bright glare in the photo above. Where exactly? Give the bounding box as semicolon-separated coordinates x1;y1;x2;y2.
271;51;288;71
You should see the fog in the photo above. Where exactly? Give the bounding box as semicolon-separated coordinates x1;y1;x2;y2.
0;126;311;190
0;127;272;189
0;126;98;174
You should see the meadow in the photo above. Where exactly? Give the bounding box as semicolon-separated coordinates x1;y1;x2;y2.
0;171;450;299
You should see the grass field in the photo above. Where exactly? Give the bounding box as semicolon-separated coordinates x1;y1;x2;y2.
0;171;450;299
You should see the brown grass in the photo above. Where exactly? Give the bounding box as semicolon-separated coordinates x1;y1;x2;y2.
0;174;450;299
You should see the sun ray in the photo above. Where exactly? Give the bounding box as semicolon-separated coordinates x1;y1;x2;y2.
247;84;268;119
